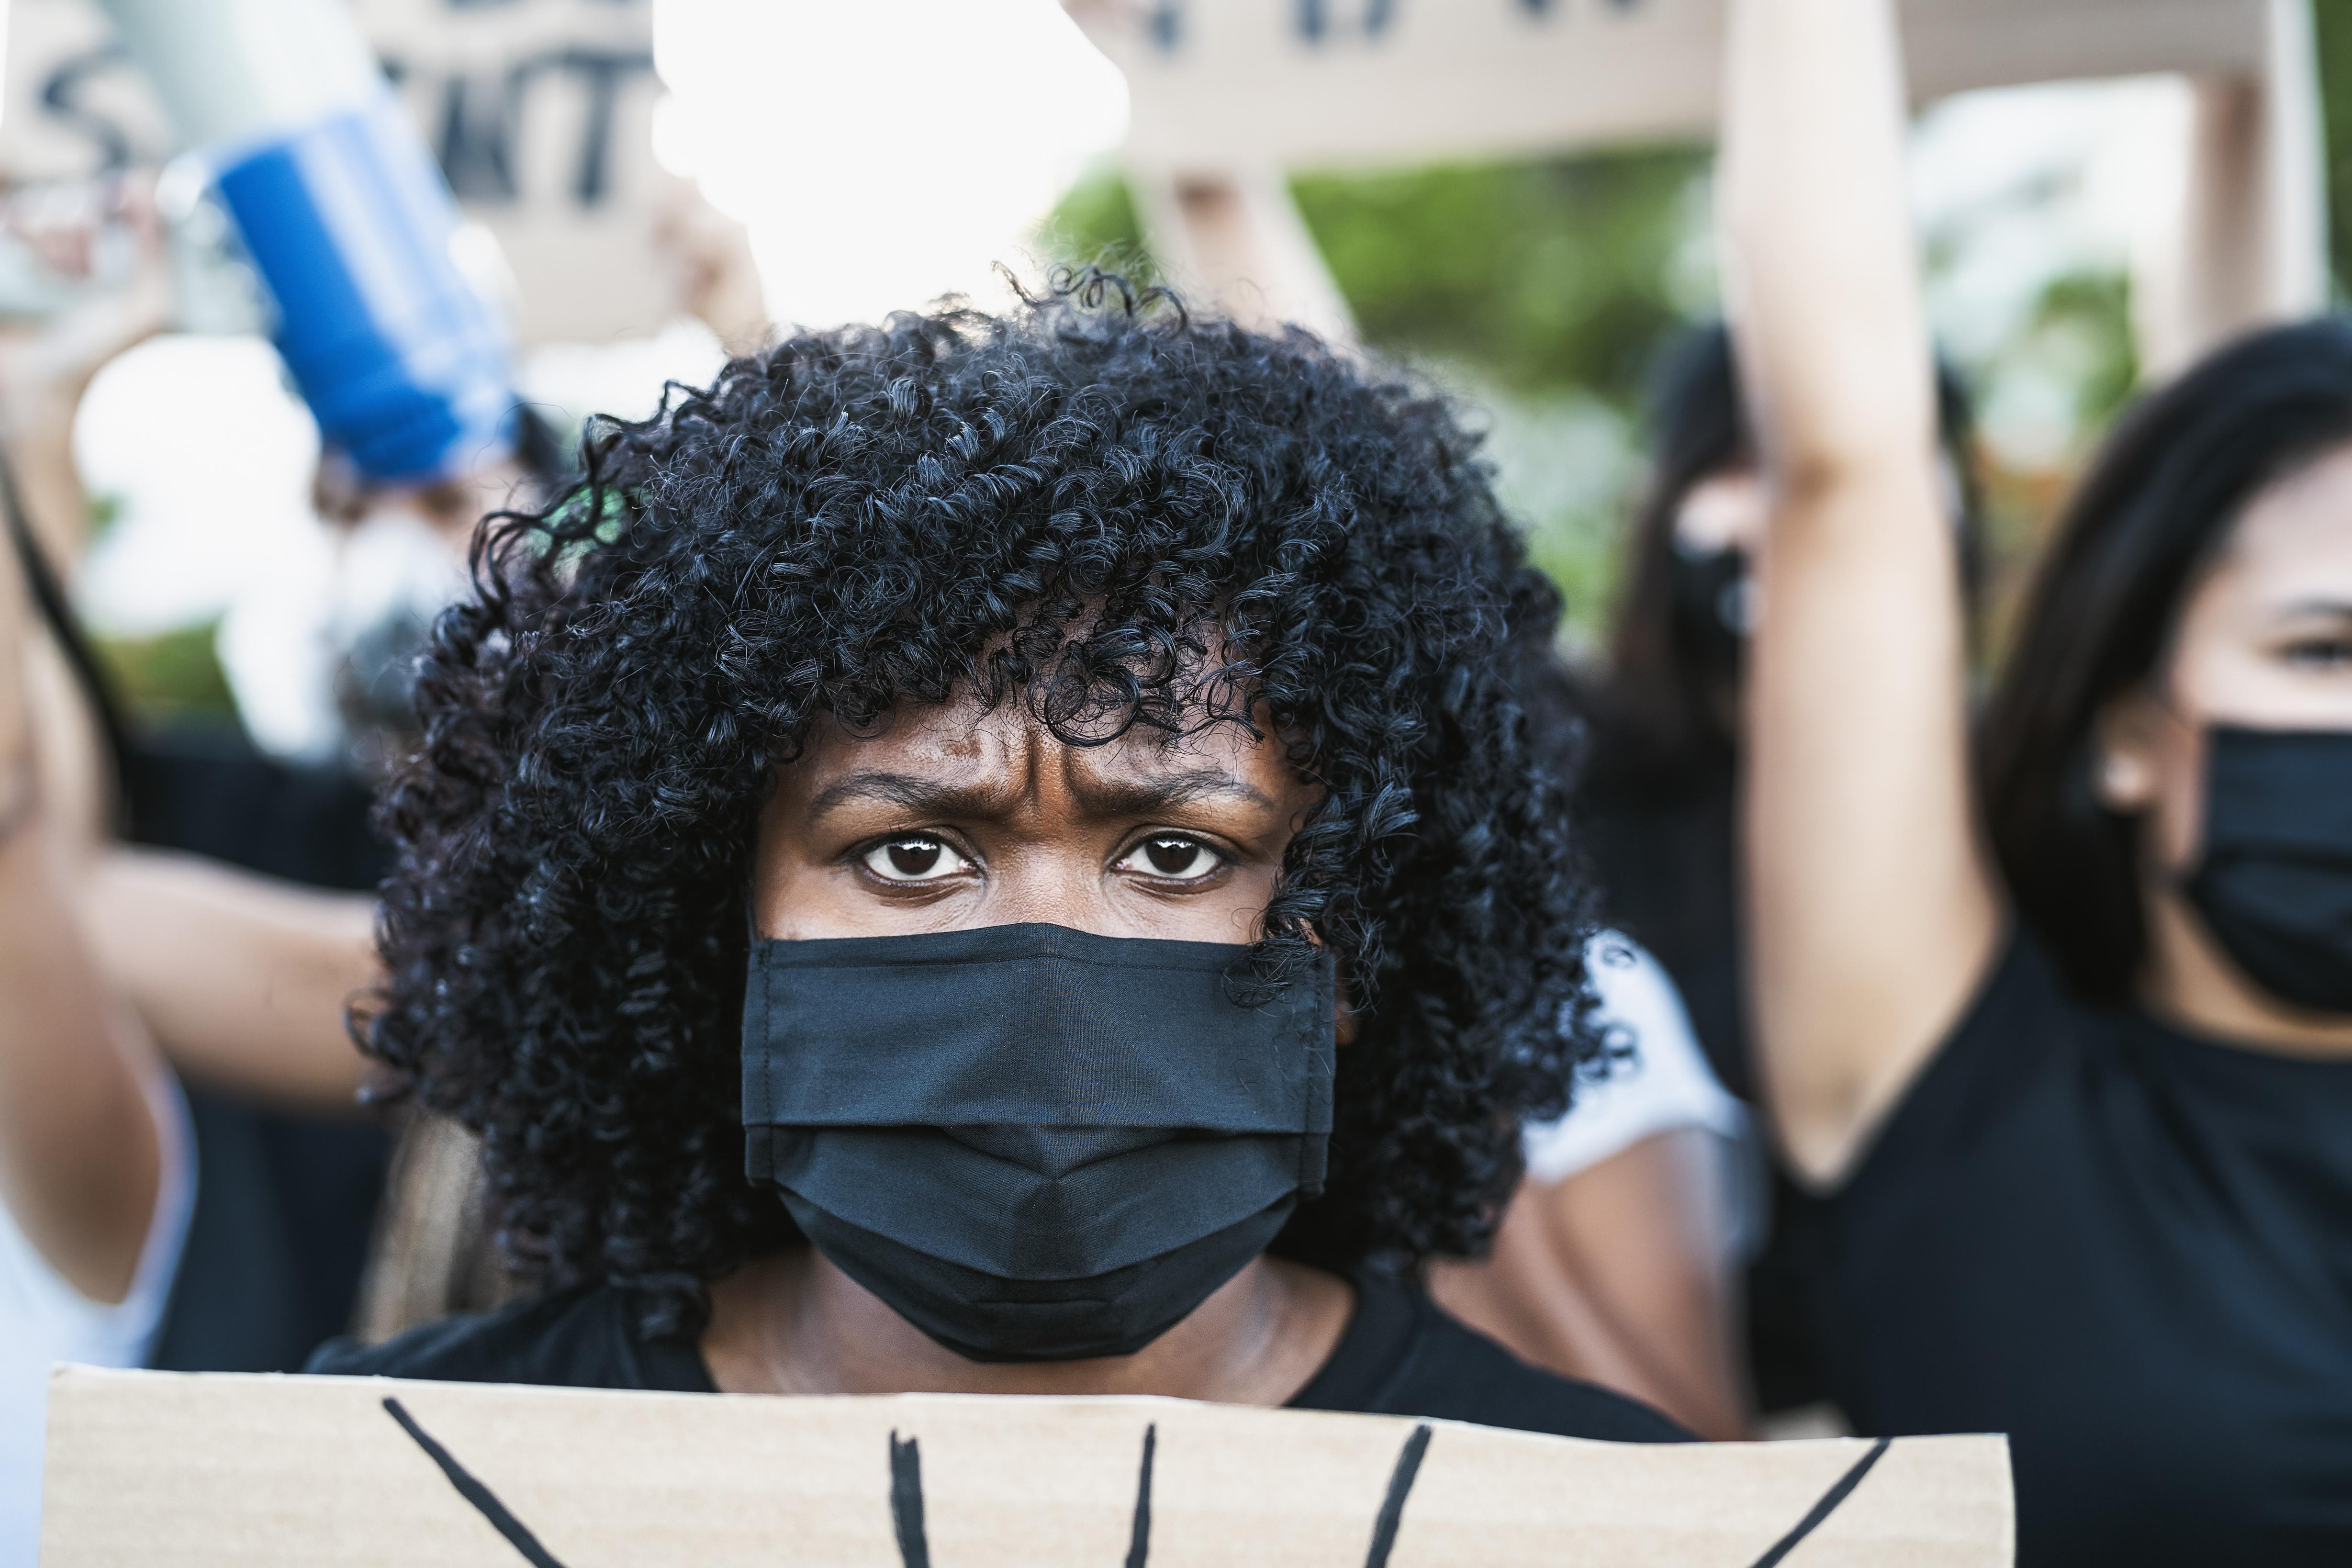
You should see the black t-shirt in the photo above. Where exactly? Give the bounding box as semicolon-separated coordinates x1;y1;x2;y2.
1818;937;2352;1567
1577;755;1747;1098
310;1268;1692;1444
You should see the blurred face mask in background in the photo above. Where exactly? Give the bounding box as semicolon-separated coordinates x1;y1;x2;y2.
739;921;1336;1362
2182;726;2352;1014
1669;542;1752;687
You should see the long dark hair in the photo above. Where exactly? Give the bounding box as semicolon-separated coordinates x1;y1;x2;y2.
1982;318;2352;1000
1594;323;1983;788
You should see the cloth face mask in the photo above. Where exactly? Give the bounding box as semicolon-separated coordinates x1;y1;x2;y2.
2182;726;2352;1014
1669;543;1750;690
740;922;1336;1363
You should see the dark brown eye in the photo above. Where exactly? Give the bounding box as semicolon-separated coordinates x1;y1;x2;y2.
1126;836;1219;881
861;837;966;883
2281;635;2352;670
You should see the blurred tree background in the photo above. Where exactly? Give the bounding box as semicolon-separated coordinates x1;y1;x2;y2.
2316;0;2352;297
1050;12;2352;651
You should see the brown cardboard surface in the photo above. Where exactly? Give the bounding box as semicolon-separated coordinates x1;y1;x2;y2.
42;1366;2011;1566
1071;0;2271;175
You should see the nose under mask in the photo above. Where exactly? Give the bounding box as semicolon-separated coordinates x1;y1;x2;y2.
2180;726;2352;1015
740;921;1336;1363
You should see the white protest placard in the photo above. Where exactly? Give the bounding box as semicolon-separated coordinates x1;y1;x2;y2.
1072;0;2274;176
42;1366;2013;1566
0;0;680;346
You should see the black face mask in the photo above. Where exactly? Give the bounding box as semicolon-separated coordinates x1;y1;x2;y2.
740;922;1336;1363
1669;543;1750;688
2181;726;2352;1014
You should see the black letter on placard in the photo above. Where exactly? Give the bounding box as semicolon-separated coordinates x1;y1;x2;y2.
1126;1423;1158;1568
382;1398;571;1568
890;1430;932;1568
549;49;656;206
1744;1437;1894;1568
437;72;520;202
1362;1423;1433;1568
1296;0;1398;40
1149;1;1183;51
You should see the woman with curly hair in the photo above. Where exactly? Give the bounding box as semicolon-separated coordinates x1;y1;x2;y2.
310;276;1687;1439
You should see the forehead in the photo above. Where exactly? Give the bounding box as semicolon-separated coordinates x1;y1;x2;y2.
2206;442;2352;605
784;692;1288;790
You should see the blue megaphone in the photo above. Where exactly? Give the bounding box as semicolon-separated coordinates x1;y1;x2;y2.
96;0;515;483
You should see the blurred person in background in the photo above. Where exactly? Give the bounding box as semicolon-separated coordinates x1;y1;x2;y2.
0;428;194;1568
1427;924;1751;1438
10;166;768;1368
0;172;403;1379
1729;0;2352;1560
1547;322;1982;1425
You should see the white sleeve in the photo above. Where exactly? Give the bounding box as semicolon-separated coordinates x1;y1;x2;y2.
0;1068;194;1567
1521;931;1749;1185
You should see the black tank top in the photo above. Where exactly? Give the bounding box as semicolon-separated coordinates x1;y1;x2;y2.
1818;937;2352;1566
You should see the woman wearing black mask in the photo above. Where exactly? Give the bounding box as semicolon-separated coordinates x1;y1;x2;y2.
1728;0;2352;1561
308;278;1689;1443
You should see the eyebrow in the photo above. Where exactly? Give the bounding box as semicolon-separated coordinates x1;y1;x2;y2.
2274;597;2352;619
804;766;1275;824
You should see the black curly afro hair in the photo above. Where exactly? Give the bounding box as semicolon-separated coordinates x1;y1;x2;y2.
367;275;1605;1323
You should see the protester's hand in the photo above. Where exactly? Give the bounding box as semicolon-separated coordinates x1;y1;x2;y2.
0;172;175;410
0;172;175;578
652;175;768;353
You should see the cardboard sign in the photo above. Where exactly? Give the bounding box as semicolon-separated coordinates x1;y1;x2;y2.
1072;0;2274;175
42;1366;2013;1566
0;0;675;346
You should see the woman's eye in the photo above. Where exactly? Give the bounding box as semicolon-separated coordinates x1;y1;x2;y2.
1121;835;1223;882
860;836;969;883
2281;635;2352;670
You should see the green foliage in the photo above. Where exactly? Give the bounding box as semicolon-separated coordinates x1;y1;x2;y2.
1038;161;1155;281
2315;0;2352;298
92;620;238;723
2030;269;2139;435
1290;148;1711;405
1039;150;1711;410
84;491;123;542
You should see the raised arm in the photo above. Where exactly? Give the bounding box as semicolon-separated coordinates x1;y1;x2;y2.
0;516;165;1302
1722;0;2001;1184
77;849;378;1109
